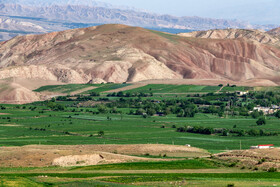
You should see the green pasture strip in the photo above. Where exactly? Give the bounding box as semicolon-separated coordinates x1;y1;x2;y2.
1;172;280;180
82;83;131;94
34;84;97;93
73;159;216;171
221;86;253;92
100;173;280;183
123;84;220;94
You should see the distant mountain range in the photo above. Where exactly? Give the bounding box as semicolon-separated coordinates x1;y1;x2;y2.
0;0;278;41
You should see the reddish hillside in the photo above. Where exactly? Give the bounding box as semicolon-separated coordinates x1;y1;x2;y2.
0;24;280;103
267;27;280;37
0;24;280;83
178;29;280;45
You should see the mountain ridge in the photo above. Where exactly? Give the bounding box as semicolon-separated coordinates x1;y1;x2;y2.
0;24;280;103
0;2;276;31
178;28;280;46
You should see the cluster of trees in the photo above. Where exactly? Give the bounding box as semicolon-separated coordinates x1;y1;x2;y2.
177;126;278;137
107;91;152;97
46;102;65;111
177;126;214;135
0;106;6;110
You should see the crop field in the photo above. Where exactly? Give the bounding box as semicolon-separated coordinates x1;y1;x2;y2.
0;106;280;152
34;84;97;93
221;86;252;92
73;159;217;170
82;83;131;93
123;84;221;94
34;83;131;94
0;171;280;186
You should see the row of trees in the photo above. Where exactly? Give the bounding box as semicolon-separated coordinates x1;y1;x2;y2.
177;125;278;137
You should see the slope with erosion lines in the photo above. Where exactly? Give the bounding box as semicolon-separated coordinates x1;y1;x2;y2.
0;24;280;103
178;28;280;45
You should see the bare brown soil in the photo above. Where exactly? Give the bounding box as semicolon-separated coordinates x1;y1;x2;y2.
70;86;97;95
215;148;280;170
139;79;278;87
0;144;208;167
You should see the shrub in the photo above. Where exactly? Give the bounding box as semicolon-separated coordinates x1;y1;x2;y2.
268;167;277;172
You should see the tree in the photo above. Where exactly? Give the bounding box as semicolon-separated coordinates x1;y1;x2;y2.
147;108;156;116
256;117;266;126
98;131;105;137
97;104;108;113
251;110;260;119
222;130;229;136
275;110;280;119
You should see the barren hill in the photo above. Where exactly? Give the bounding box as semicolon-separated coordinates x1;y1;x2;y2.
267;27;280;37
0;24;280;103
178;29;280;45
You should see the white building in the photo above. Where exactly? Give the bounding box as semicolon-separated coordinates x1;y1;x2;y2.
236;91;249;96
251;144;274;149
253;107;277;115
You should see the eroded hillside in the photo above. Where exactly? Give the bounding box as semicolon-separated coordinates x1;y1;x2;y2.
0;24;280;103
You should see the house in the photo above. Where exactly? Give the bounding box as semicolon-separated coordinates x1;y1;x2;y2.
236;91;248;96
253;106;278;115
271;105;280;109
250;144;274;149
258;144;274;149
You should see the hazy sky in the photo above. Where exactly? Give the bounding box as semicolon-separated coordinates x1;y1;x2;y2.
98;0;280;25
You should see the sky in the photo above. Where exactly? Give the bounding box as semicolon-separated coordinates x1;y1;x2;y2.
97;0;280;25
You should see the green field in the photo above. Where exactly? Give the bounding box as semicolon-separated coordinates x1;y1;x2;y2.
74;159;217;171
82;83;131;93
0;105;279;152
0;172;280;186
221;86;252;92
34;84;97;93
2;83;280;186
123;84;221;94
34;83;131;94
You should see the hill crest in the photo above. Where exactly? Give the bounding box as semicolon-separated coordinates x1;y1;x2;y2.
0;24;280;103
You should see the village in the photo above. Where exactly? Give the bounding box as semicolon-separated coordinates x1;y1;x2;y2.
252;105;280;115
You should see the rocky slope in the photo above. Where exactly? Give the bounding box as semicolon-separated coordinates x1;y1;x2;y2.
0;24;280;103
267;27;280;37
0;17;48;41
178;29;280;45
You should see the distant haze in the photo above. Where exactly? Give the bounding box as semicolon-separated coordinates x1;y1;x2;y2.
97;0;280;25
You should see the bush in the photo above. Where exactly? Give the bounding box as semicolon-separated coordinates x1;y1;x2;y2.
256;117;266;126
98;131;105;137
229;162;237;167
227;184;235;187
268;167;277;172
